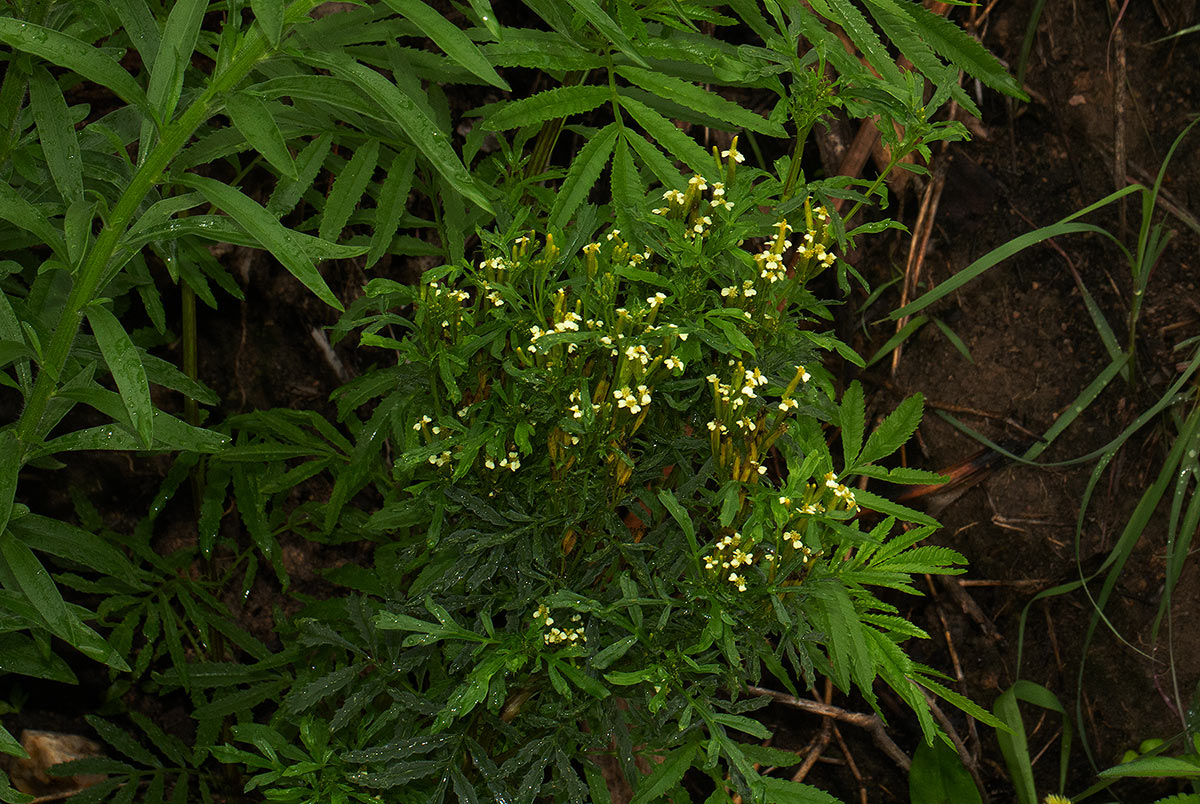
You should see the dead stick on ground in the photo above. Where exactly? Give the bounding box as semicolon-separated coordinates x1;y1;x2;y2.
748;685;911;772
830;722;868;804
891;128;953;377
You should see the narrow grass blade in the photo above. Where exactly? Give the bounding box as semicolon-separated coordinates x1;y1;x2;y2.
301;51;494;214
177;174;343;311
368;149;416;268
481;85;612;131
865;315;927;367
618;94;711;175
382;0;510;90
29;67;84;203
0;20;153;122
930;317;974;363
890;186;1143;320
250;0;284;46
1022;353;1128;461
225;92;298;180
85;305;154;449
615;66;786;137
320;139;379;242
549;122;618;230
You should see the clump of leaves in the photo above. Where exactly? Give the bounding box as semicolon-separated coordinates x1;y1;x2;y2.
270;146;1001;803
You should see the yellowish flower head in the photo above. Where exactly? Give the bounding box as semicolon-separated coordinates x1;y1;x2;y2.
1043;795;1072;804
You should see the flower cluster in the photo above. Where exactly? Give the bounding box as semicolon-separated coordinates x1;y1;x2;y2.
533;604;586;646
701;532;774;592
613;385;651;414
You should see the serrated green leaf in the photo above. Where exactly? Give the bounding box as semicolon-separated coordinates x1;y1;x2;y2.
817;0;903;87
0;20;153;121
482;85;611;131
320;139;379;242
86;305;154;449
299;50;494;214
549;122;617;230
882;0;1027;99
86;716;161;768
615;66;786;137
759;776;841;803
482;29;606;71
0;532;127;670
267;132;332;218
176;174;343;310
368;149;416;268
618;93;712;175
225;92;298;180
383;0;510;90
29;67;84;203
629;739;699;804
250;0;284;46
839;380;864;470
858;393;923;468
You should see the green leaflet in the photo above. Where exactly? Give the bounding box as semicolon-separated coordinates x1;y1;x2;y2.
319;139;380;242
85;304;154;448
382;0;510;90
367;149;416;268
482;85;612;131
28;67;84;203
872;0;1028;99
617;93;712;175
250;0;284;46
548;122;618;230
224;91;298;180
615;66;786;137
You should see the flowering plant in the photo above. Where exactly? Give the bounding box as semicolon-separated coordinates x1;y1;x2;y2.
318;140;993;802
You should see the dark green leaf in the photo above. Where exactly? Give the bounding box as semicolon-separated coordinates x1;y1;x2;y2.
225;92;298;180
482;85;612;131
86;305;154;448
908;739;982;804
618;93;712;175
145;0;207;126
367;149;415;268
839;380;864;470
319;139;379;242
858;393;923;467
85;716;161;768
29;67;84;203
616;66;786;136
250;0;284;46
299;50;494;213
176;174;343;311
0;20;152;120
561;0;649;68
549;122;618;230
629;739;699;804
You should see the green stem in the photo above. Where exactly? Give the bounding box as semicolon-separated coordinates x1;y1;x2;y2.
15;17;284;453
525;71;586;180
780;122;813;201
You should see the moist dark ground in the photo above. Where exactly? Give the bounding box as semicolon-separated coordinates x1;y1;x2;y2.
9;2;1200;803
